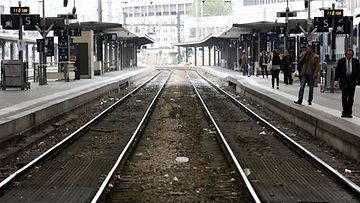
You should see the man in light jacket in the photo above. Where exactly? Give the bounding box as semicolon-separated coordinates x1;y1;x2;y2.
294;45;320;105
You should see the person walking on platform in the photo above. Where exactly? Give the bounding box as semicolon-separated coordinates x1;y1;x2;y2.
240;50;248;76
294;45;320;105
271;49;281;89
334;48;360;118
259;50;268;78
282;49;293;85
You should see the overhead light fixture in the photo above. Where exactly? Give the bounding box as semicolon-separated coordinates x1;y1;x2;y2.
64;0;68;7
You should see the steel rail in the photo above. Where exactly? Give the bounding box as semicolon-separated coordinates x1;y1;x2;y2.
195;70;360;197
0;71;161;190
91;71;172;203
186;71;262;203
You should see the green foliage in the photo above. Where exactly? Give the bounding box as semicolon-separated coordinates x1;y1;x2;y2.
188;0;232;17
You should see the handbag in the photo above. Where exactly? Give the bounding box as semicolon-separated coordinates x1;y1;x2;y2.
267;61;272;70
294;70;299;77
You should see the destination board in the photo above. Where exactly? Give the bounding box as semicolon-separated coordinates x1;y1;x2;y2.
10;7;30;14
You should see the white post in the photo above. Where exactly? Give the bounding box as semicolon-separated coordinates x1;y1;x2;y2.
307;0;312;43
195;0;198;40
98;0;102;22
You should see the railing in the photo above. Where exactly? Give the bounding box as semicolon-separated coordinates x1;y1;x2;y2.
32;62;76;82
103;60;117;72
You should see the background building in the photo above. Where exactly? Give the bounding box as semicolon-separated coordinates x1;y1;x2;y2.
119;0;193;65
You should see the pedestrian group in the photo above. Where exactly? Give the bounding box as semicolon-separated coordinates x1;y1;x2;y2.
240;44;360;118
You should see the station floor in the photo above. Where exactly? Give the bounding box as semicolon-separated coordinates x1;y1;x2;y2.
200;66;360;127
0;67;148;119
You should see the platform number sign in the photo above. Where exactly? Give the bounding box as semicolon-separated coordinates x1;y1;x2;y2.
314;16;352;34
1;14;39;30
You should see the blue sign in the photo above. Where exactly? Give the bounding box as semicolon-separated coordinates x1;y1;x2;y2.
272;26;286;34
103;33;117;41
266;34;278;41
240;34;252;41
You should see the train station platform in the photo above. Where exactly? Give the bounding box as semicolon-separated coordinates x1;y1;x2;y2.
0;67;156;142
197;66;360;160
200;66;360;120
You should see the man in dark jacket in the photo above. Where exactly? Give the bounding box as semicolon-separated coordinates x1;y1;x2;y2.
334;48;360;118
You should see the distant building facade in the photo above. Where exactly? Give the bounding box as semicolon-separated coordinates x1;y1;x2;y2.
120;0;193;65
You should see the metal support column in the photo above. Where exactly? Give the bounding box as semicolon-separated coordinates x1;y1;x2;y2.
202;46;204;66
218;49;221;66
116;43;120;70
251;34;256;75
31;45;36;61
236;41;239;69
1;44;5;60
115;41;119;70
38;0;47;85
109;42;113;70
194;47;197;66
10;43;14;60
25;44;29;61
208;46;211;66
120;45;123;70
229;45;232;69
18;1;23;62
213;46;216;66
330;3;336;61
104;42;108;71
284;0;289;50
257;34;261;76
134;45;137;67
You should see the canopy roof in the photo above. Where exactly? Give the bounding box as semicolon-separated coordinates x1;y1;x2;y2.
0;33;36;44
69;21;154;46
105;26;155;46
69;21;122;31
174;20;307;47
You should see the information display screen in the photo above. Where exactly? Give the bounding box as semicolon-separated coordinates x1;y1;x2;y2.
10;7;30;14
324;9;343;18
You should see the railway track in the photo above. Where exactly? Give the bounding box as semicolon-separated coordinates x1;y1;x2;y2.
0;70;171;202
0;69;359;202
186;70;360;202
101;70;254;202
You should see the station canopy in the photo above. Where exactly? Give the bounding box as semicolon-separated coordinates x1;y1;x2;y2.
105;26;155;46
174;19;307;48
0;32;36;44
69;21;154;46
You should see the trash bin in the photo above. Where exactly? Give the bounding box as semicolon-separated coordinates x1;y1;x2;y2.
1;60;30;90
320;61;338;93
